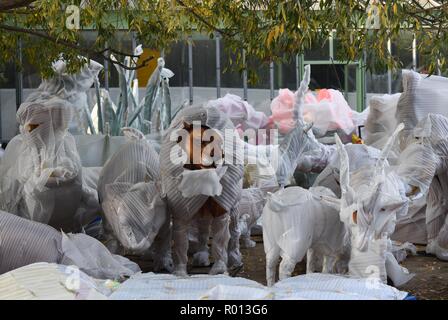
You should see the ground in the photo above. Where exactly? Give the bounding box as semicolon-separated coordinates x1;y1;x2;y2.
131;235;448;300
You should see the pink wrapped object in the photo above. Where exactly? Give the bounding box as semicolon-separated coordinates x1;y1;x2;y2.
303;89;356;136
270;87;356;136
270;89;297;134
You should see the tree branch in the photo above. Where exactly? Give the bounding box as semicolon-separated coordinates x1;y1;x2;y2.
175;0;239;37
0;24;152;70
0;0;36;11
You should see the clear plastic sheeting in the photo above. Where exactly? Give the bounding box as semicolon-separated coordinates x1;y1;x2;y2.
26;58;103;135
392;196;427;244
98;128;169;256
296;139;337;174
262;186;346;286
0;263;109;300
365;93;401;150
302;89;357;137
396;70;448;145
401;114;448;259
60;232;140;280
0;98;83;231
74;135;127;167
313;143;382;197
395;141;437;197
0;210;140;280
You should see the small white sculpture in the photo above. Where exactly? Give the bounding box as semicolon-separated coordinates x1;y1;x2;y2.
263;185;346;287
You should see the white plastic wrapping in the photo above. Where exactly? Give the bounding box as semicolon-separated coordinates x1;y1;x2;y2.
365;93;401;149
98;128;170;268
334;125;414;286
60;232;140;280
396;70;448;145
302;89;357;137
0;97;83;231
26;58;103;135
262;186;346;286
0;210;140;280
313;143;382;197
400;114;448;259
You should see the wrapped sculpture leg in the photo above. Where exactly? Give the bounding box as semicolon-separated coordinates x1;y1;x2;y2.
384;251;415;287
209;214;230;275
152;217;174;272
266;247;280;287
228;207;243;269
279;255;296;281
192;214;212;267
322;255;337;274
306;249;322;273
172;217;190;276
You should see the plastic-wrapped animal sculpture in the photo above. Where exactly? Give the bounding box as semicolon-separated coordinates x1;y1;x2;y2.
399;113;448;261
0;97;84;232
160;105;244;276
26;58;103;135
335;124;415;286
263;186;347;287
97;127;172;271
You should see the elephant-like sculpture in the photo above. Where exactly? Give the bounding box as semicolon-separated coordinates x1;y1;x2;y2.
97;127;172;271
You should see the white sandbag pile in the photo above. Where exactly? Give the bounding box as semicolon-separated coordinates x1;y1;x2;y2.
273;273;408;300
0;263;110;300
110;273;271;300
109;272;408;300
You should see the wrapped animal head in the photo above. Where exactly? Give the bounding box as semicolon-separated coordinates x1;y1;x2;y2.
335;123;408;250
17;98;73;153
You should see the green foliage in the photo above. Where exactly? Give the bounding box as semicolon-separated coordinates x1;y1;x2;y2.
1;0;448;78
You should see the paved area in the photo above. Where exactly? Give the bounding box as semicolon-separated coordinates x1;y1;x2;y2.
132;235;448;300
